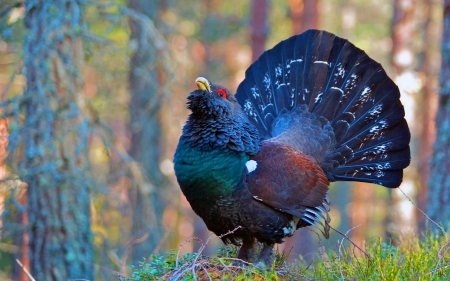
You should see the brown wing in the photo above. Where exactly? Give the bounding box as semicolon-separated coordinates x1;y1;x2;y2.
246;141;329;219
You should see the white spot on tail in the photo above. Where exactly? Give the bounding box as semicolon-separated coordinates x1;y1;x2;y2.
314;61;329;66
335;63;345;78
275;66;282;77
243;100;258;123
263;73;271;92
368;104;383;116
250;86;260;98
315;92;324;103
359;87;372;101
369;120;389;133
246;160;258;173
290;59;303;64
277;83;286;89
331;87;344;94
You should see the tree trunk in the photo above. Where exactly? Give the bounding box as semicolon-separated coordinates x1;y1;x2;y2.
251;0;268;62
417;0;439;232
389;0;417;236
22;1;93;280
392;0;416;73
427;0;450;225
128;0;165;261
288;0;318;34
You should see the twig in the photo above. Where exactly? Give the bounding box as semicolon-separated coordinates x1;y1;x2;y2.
192;263;197;281
430;239;450;281
114;231;151;276
169;263;193;281
426;262;450;276
336;224;362;280
398;187;446;235
15;259;36;281
189;226;242;279
176;237;203;268
192;235;212;267
151;227;171;255
199;263;212;281
338;224;361;253
216;258;266;279
218;226;242;239
219;257;259;268
329;225;371;260
398;187;449;281
306;226;322;243
317;246;341;280
172;226;244;280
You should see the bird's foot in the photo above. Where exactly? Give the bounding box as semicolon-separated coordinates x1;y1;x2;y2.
236;238;258;263
254;243;275;270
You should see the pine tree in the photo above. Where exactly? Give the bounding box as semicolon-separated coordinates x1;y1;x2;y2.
20;1;93;279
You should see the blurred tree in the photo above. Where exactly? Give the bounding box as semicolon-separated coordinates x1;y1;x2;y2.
288;0;318;34
389;0;417;237
391;0;416;73
10;1;94;280
251;0;268;62
0;6;26;279
417;0;439;232
427;0;450;226
127;0;167;261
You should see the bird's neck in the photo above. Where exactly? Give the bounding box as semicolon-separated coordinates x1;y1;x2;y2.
174;139;249;201
180;113;261;155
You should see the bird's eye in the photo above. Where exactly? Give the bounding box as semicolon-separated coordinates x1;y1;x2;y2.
217;88;227;99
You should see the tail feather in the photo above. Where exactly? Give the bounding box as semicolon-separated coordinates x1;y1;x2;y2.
236;30;410;188
333;170;404;188
349;122;410;157
342;110;408;152
313;87;343;120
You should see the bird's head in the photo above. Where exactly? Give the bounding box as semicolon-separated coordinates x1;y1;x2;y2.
187;77;239;117
181;77;261;154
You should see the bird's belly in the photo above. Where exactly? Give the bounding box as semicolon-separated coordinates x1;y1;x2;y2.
198;195;298;245
174;141;299;245
237;200;299;244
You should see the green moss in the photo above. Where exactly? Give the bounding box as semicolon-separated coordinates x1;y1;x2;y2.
127;232;450;280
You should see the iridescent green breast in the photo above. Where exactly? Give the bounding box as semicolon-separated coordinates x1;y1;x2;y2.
174;139;249;201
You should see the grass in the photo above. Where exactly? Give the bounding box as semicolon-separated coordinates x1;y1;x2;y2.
125;232;450;281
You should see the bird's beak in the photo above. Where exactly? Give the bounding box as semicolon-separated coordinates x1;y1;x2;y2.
195;77;212;93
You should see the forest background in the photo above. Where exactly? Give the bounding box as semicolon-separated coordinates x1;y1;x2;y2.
0;0;448;280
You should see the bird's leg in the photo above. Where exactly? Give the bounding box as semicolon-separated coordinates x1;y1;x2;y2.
236;238;258;263
255;243;275;269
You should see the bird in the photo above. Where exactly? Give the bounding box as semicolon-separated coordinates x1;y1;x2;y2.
173;29;410;268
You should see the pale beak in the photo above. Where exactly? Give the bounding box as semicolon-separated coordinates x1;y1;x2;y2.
195;77;212;93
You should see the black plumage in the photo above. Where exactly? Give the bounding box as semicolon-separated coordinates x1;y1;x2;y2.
174;30;410;268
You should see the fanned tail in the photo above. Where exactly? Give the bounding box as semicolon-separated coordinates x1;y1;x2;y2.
236;30;410;188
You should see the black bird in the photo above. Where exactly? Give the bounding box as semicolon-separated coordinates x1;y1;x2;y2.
174;30;410;267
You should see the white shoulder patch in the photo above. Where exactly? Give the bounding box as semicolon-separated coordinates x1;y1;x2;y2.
246;160;258;173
